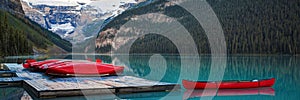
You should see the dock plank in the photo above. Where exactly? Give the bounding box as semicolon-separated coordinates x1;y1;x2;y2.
3;63;180;98
0;77;23;87
0;71;16;77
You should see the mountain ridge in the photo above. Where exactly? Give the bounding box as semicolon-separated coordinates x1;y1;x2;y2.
20;0;152;43
95;0;300;54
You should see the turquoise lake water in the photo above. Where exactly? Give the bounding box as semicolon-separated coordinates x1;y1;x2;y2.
0;55;299;100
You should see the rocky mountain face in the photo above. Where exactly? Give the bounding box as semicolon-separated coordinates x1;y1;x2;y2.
95;0;300;54
20;0;152;43
0;0;24;14
96;0;194;54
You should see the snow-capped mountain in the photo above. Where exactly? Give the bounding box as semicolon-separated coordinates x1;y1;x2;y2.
20;0;149;43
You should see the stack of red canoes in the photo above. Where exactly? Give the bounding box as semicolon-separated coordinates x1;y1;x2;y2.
182;78;275;89
23;59;124;76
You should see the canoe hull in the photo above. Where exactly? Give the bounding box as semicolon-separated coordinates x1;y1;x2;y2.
24;60;59;69
23;59;125;76
45;63;124;76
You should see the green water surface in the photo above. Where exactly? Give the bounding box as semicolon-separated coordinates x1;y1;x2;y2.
0;55;299;100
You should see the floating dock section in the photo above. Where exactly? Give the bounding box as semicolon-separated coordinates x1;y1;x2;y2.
2;63;180;98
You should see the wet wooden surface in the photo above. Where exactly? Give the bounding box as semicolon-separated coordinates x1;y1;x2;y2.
3;63;180;98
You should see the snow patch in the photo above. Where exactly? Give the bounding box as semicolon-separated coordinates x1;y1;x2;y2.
21;0;148;41
89;0;136;13
49;23;75;35
22;0;91;6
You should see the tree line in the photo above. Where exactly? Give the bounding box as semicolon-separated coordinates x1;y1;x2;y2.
0;12;32;56
0;7;72;57
97;0;300;55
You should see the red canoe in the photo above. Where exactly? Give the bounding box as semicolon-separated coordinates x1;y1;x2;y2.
23;59;59;69
182;78;275;89
45;63;124;76
37;60;94;71
22;59;36;68
39;61;113;71
183;87;275;99
23;59;124;76
23;59;100;71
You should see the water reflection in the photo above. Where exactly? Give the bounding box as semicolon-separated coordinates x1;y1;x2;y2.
114;55;300;99
0;55;299;100
183;87;275;99
0;87;26;100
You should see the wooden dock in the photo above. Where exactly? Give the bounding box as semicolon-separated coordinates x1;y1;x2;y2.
0;77;30;87
1;63;180;98
0;70;16;77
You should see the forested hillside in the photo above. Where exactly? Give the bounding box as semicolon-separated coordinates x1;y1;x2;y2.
0;0;72;56
0;11;32;56
208;0;300;54
96;0;300;55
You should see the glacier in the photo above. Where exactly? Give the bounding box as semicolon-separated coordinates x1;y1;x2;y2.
20;0;148;43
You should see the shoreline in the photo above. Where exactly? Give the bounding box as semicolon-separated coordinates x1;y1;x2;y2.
2;53;300;58
66;53;300;56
